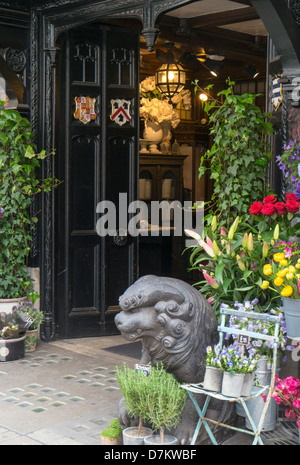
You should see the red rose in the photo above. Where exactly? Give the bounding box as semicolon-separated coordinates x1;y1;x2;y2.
286;199;300;213
250;202;263;216
263;195;277;204
285;193;297;202
261;202;275;216
274;202;286;216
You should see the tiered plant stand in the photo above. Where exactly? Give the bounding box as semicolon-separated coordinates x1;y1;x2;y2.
180;308;280;445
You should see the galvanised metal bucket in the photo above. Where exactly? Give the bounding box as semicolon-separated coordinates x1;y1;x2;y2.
236;356;279;431
281;297;300;339
244;357;278;431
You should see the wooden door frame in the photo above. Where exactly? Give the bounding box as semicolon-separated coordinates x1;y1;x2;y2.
30;0;300;341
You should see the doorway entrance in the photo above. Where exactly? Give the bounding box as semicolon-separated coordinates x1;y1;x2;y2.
55;23;139;338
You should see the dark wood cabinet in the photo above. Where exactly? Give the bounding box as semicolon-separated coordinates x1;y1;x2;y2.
139;153;187;203
138;153;189;281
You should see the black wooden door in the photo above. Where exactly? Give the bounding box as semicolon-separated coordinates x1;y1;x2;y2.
56;23;139;338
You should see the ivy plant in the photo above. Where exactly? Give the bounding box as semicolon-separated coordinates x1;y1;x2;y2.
196;80;274;229
0;103;59;299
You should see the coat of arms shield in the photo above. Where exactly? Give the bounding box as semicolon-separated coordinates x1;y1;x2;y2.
110;99;132;126
74;96;97;124
271;76;283;111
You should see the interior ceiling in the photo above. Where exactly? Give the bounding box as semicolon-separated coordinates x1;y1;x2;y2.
140;0;268;82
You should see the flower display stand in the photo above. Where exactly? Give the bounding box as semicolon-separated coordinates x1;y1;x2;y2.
180;308;280;445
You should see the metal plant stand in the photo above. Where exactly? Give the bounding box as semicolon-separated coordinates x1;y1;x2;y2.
180;308;280;445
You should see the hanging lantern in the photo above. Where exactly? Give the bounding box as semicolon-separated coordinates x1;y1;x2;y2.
155;61;186;103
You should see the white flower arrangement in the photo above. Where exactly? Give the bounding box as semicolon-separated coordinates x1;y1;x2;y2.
140;97;180;128
139;76;191;129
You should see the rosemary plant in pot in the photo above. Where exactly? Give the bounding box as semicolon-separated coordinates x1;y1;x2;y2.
144;365;187;445
0;103;58;312
116;363;153;445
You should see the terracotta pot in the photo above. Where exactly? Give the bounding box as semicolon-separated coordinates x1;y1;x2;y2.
100;434;122;445
25;329;39;352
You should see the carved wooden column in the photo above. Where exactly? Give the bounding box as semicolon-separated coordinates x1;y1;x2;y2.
40;45;60;341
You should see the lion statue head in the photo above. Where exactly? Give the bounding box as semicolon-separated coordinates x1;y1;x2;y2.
115;275;219;383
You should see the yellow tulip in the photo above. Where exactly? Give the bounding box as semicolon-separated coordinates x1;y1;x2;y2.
261;281;270;289
286;272;294;280
296;263;300;270
263;264;272;276
273;253;285;262
274;277;283;286
276;268;288;278
280;259;288;267
289;266;296;273
281;286;293;297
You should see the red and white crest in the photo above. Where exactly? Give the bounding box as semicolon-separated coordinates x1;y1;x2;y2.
110;99;131;126
74;96;97;124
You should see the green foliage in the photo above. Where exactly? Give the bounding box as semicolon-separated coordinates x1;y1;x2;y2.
145;364;187;442
0;103;59;298
116;363;187;442
116;363;151;434
100;419;122;439
14;292;44;330
186;216;281;319
195;80;273;229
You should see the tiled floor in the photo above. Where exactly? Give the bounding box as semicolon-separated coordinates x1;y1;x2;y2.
0;335;298;445
0;335;140;445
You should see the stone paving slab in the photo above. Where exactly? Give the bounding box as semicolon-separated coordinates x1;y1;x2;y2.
0;335;139;445
0;335;298;446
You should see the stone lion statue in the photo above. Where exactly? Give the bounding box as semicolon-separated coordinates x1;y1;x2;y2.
115;275;234;444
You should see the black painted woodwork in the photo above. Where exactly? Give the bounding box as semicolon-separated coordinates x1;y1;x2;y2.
55;23;139;338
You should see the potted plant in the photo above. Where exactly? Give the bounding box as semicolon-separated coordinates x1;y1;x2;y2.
13;292;44;352
143;364;187;445
0;102;59;313
0;307;29;361
100;418;122;445
203;344;223;392
213;344;258;398
116;363;153;445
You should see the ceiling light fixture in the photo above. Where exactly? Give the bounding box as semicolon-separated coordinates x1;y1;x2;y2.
202;58;223;77
244;64;259;79
155;46;186;103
